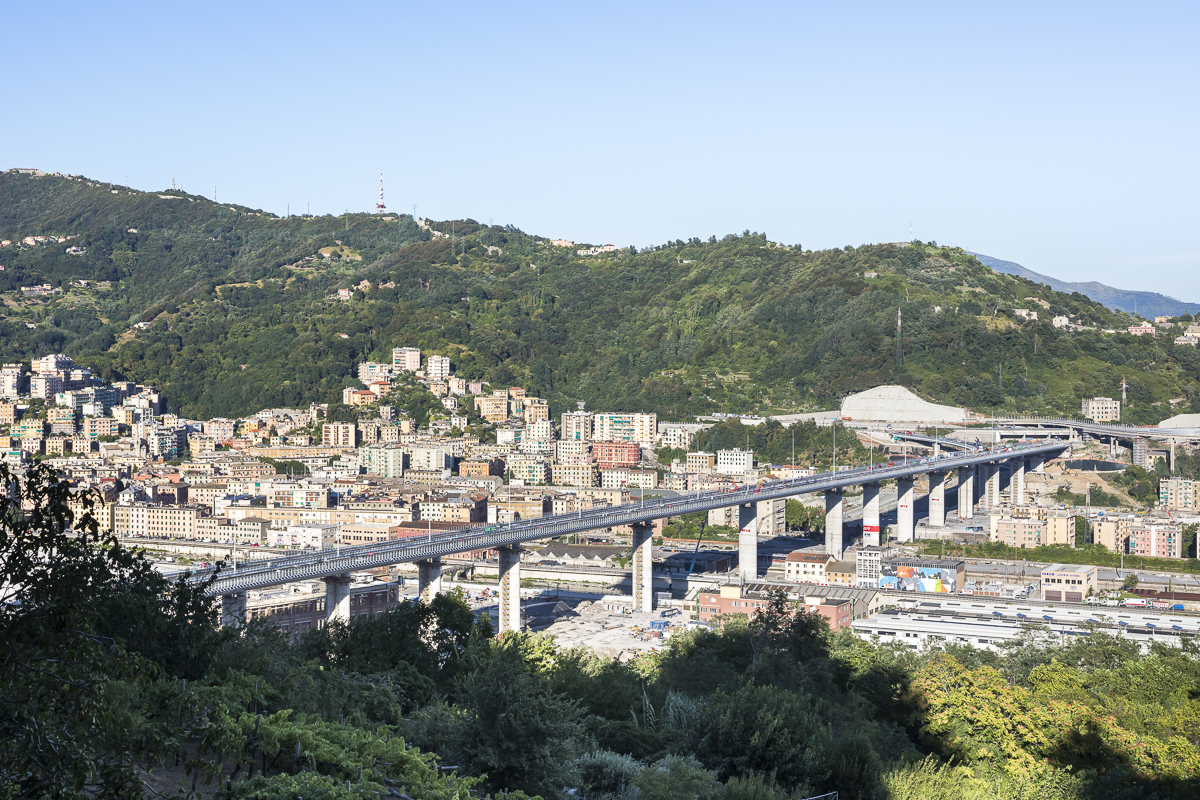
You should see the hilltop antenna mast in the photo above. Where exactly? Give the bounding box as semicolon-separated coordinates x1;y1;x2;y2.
376;172;387;215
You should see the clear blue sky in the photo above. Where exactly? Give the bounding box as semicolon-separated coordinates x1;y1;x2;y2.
5;2;1198;299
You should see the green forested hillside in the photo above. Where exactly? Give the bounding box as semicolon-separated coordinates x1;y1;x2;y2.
3;169;1200;423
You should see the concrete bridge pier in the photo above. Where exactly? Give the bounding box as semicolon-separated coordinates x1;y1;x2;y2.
497;545;521;633
1030;454;1046;474
324;574;351;623
1011;459;1027;505
927;472;946;528
737;504;760;581
862;482;881;547
957;468;974;520
825;489;844;560
417;558;443;603
220;591;247;628
896;477;914;542
632;522;655;611
984;463;1002;508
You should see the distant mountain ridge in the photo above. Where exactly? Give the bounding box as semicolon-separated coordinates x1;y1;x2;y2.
970;252;1199;318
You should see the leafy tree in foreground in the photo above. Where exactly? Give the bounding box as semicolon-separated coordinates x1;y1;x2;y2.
0;465;181;797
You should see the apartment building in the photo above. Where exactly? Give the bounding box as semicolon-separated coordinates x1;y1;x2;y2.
554;439;590;465
1129;523;1183;559
109;503;201;539
1081;397;1121;423
1093;515;1133;552
990;516;1048;548
410;445;452;472
270;523;339;549
269;484;330;509
600;468;657;490
1160;477;1199;510
31;374;64;400
425;354;451;381
322;422;357;448
593;441;642;469
32;353;72;375
489;494;551;522
855;546;895;588
523;398;550;424
826;561;856;586
0;402;18;424
357;362;395;383
0;364;22;399
189;482;230;509
686;451;716;473
460;457;505;478
551;462;599;488
560;411;593;442
592;412;657;446
658;423;704;451
83;416;118;438
15;419;45;439
146;424;184;459
416;495;487;523
784;552;833;583
476;392;510;423
990;512;1073;548
360;443;405;478
716;448;755;476
507;456;550;485
392;347;421;372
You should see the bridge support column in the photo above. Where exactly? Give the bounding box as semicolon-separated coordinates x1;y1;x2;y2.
497;545;521;634
1030;454;1045;474
1011;459;1027;506
897;477;914;542
825;490;844;560
323;574;351;623
928;472;945;528
862;482;881;547
220;592;247;628
985;463;1002;508
632;522;655;612
957;468;974;520
738;505;759;582
417;558;443;603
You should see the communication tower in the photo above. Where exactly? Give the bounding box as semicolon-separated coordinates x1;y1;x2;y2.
376;172;387;215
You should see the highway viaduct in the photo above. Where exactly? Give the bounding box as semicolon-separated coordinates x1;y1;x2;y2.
982;417;1200;467
192;440;1067;635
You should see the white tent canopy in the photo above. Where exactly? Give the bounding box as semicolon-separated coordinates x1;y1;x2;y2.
1158;413;1200;430
839;385;968;424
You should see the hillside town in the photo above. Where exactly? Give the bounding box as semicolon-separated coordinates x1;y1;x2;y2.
2;347;1200;618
